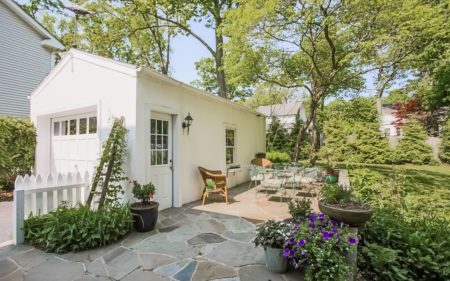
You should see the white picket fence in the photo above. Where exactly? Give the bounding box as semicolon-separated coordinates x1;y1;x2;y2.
13;171;91;245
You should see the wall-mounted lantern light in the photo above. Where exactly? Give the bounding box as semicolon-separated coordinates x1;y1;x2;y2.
182;112;193;134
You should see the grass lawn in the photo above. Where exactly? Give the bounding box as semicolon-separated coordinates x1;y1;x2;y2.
337;162;450;219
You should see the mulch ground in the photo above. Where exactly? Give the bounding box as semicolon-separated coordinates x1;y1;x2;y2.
0;190;13;202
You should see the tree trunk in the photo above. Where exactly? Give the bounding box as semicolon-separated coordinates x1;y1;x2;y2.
215;23;227;99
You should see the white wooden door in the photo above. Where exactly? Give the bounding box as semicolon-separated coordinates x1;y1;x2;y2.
51;113;99;174
149;113;173;210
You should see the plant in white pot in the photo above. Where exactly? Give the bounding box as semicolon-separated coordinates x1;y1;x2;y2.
254;220;293;273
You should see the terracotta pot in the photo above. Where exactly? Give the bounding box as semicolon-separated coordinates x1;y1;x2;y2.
130;201;159;232
318;201;373;227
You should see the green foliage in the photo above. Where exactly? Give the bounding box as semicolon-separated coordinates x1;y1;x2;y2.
289;118;312;160
238;83;294;109
319;184;364;208
288;198;311;221
266;151;290;163
439;118;450;163
254;220;293;249
359;210;450;281
383;89;409;106
0;117;36;190
323;97;379;124
88;118;128;208
286;214;354;281
266;118;289;152
349;166;450;280
395;120;432;164
24;204;132;253
132;181;156;204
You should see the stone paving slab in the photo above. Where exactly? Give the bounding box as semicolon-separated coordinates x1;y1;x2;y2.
0;183;309;281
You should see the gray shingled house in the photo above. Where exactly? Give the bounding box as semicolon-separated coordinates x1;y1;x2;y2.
0;0;64;117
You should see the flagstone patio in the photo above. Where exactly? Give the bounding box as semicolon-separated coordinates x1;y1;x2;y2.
0;183;313;281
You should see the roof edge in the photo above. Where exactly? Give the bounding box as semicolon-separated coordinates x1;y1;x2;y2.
2;0;64;50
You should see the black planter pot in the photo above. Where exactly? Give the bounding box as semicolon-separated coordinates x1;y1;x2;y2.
130;201;159;232
318;201;373;227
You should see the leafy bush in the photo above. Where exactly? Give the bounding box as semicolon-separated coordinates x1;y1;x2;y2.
266;117;289;152
395;120;433;164
359;210;450;281
131;180;156;204
285;213;357;281
439;118;450;163
266;151;290;163
288;198;311;222
0;117;36;189
24;204;132;253
254;220;293;249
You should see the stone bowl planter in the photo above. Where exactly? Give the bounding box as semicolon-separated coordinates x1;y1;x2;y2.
264;247;288;273
130;201;159;232
318;201;373;227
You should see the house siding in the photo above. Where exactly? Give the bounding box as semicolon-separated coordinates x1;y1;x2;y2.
0;1;53;117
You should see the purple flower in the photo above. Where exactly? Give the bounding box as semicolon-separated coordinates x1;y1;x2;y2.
322;231;334;240
301;250;306;256
332;228;338;234
283;248;291;257
309;214;317;221
297;239;305;247
309;222;316;228
319;213;325;221
289;237;296;244
290;249;296;257
348;237;359;245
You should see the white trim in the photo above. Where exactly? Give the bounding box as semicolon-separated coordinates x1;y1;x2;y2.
1;0;64;50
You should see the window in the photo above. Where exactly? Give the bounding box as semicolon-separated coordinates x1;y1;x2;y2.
384;128;390;137
61;120;68;136
151;119;169;165
53;122;60;136
69;119;77;135
52;114;97;136
79;118;87;134
89;117;97;134
226;129;235;165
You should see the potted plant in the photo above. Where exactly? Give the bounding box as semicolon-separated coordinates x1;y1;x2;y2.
288;198;312;223
318;184;372;227
254;220;293;273
284;212;358;281
130;180;159;232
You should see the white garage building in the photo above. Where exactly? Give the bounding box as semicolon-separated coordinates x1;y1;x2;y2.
31;49;266;209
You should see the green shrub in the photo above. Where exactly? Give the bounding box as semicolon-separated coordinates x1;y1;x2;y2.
395;120;433;164
24;204;132;253
0;117;36;189
266;150;290;163
439;118;450;163
359;210;450;281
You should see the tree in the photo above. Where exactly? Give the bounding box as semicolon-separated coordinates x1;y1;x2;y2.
226;0;389;163
383;89;409;106
23;0;175;74
396;120;432;165
439;118;450;164
322;97;379;125
140;0;235;98
191;57;251;99
266;117;289;152
238;83;295;110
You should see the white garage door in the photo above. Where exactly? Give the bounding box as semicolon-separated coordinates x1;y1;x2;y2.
51;113;100;174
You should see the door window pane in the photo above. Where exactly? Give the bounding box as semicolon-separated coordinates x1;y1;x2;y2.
69;119;77;135
79;118;87;134
89;117;97;134
162;121;168;134
150;118;169;166
225;129;235;165
151;135;156;150
151;119;156;134
53;122;60;136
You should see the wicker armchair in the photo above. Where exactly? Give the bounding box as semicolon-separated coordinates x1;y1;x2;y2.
198;166;228;205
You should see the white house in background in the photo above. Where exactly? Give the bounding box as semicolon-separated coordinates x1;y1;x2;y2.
380;105;403;138
257;102;306;131
30;49;266;210
0;0;64;117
